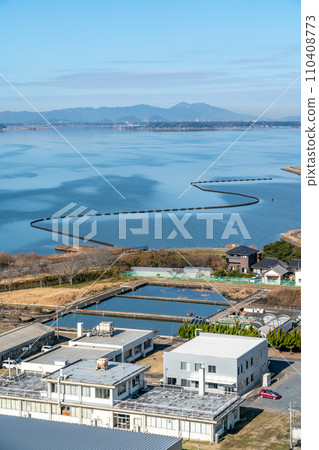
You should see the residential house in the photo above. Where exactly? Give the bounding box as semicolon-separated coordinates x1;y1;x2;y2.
262;264;291;284
226;246;259;273
251;257;288;276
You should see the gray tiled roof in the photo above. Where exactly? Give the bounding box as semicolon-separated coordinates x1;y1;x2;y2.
226;245;258;256
251;257;288;269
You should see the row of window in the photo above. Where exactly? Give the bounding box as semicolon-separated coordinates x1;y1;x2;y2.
180;379;234;391
147;416;175;430
51;384;110;400
146;416;210;435
238;357;255;375
0;398;19;410
181;362;216;373
123;340;151;360
181;420;211;435
0;398;92;419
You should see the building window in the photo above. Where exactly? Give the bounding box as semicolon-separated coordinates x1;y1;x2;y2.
124;349;132;360
208;365;216;373
82;408;92;419
114;413;130;429
82;386;91;397
181;361;190;371
181;378;191;387
51;383;57;393
195;363;204;371
207;383;218;389
118;382;127;396
70;406;79;417
237;366;240;375
115;354;122;362
167;377;176;385
251;373;254;382
144;338;152;349
64;384;78;396
246;361;249;369
193;380;199;388
132;375;140;387
95;387;110;399
134;344;142;354
226;386;234;393
246;377;249;386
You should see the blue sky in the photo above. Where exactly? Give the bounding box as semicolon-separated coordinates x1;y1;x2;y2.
0;0;300;117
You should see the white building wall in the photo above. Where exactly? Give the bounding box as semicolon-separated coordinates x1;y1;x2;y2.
164;338;268;395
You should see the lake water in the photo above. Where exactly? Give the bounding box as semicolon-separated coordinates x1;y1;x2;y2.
0;127;300;254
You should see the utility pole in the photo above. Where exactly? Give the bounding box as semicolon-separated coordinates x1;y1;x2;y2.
56;308;59;342
289;402;293;449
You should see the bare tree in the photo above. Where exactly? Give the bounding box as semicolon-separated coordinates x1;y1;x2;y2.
60;256;83;285
90;247;113;270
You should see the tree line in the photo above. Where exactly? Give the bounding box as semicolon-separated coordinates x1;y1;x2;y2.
178;321;301;351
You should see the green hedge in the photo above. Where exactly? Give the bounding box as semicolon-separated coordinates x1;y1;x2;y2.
178;321;301;351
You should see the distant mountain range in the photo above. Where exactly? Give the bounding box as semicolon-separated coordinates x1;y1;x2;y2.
0;102;300;124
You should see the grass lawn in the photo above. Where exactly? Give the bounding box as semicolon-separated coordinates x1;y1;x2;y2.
182;409;291;450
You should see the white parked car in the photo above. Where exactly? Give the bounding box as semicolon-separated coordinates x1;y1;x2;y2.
3;358;22;368
41;345;53;352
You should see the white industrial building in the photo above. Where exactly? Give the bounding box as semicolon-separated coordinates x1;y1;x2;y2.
18;322;154;374
0;357;242;443
69;322;154;363
163;333;268;395
130;267;213;279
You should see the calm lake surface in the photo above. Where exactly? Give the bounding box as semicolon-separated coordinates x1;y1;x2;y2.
0;127;300;254
47;284;227;335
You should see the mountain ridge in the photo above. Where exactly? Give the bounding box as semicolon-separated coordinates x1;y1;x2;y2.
0;102;299;124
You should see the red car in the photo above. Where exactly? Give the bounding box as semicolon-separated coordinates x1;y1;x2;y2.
259;389;281;400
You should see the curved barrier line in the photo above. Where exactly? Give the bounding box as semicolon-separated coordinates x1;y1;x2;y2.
30;178;272;247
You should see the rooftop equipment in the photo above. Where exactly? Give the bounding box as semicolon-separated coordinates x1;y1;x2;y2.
96;357;109;371
95;321;114;337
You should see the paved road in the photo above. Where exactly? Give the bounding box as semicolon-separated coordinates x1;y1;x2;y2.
242;358;301;413
207;289;267;322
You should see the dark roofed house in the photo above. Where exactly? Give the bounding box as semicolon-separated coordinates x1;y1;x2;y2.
251;257;288;275
287;259;301;272
226;245;258;274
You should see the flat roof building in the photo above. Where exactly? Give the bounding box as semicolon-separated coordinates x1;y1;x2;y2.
0;323;55;367
0;357;242;443
163;332;268;395
69;324;154;364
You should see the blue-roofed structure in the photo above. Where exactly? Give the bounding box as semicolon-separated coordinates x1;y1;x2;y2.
0;415;182;450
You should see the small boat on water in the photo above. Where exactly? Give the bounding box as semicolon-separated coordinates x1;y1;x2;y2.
187;312;195;316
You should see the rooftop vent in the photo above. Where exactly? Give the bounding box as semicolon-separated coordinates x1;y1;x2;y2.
96;358;109;371
55;359;68;366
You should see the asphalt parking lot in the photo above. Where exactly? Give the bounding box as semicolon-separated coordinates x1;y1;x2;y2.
242;357;301;413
